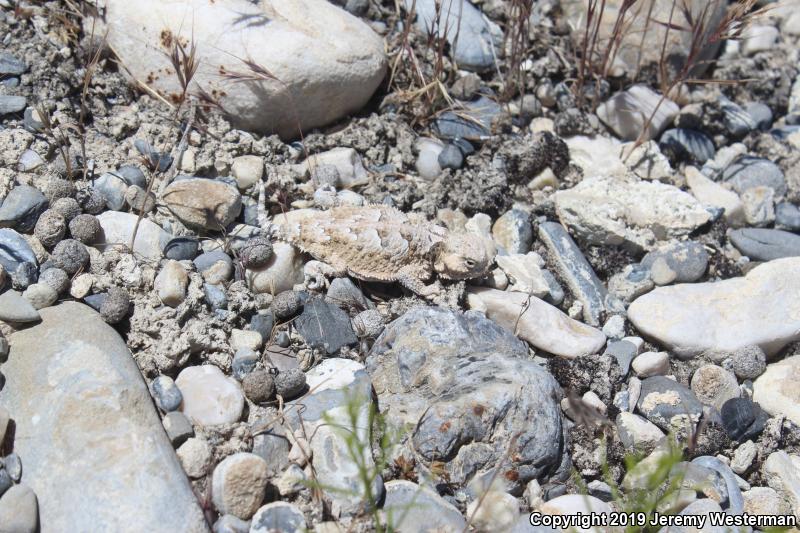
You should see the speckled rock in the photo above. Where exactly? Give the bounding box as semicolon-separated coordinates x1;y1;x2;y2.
212;453;269;520
163;178;242;230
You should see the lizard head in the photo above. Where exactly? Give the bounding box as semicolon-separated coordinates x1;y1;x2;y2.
434;232;496;280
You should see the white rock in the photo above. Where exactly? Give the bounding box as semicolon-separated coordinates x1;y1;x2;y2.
753;354;800;426
414;138;444;180
731;440;756;475
96;211;169;260
495;253;550;297
176;365;244;426
69;273;94;298
631;351;669;378
92;0;386;138
555;174;710;252
231;155;264;191
565;135;626;179
622;140;672;181
602;314;626;340
741;186;775;227
629;258;800;358
275;464;306;497
596;85;679;141
246;241;304;294
212;452;269;520
763;451;800;520
540;494;611;532
742;486;790;516
741;25;779;56
582;391;606;414
176;437;212;479
230;328;263;352
467;287;607;359
466;491;518;531
690;364;740;410
155;260;188;308
685;166;745;227
616;412;664;453
295;147;369;188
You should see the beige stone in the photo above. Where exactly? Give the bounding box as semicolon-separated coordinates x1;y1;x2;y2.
162;178;242;230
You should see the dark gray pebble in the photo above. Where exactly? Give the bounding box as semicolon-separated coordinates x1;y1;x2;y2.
150;375;183;412
274;368;307;400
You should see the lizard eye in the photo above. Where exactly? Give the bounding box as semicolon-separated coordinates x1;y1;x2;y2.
464;259;476;268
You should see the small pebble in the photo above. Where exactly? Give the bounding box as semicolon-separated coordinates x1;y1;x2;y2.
151;375;183;412
3;453;21;482
232;349;259;381
22;283;58;310
162;236;200;261
0;470;11;499
242;369;276;403
240;236;273;269
51;197;81;222
33;210;66;248
274;368;306;400
68;213;101;244
69;273;94;299
272;290;302;319
76;187;107;215
163;411;194;447
631;351;669;378
276;330;291;348
45;178;76;202
437;144;464;170
125;184;156;213
204;283;228;310
52;239;89;274
730;345;767;380
177;437;212;479
39;267;69;294
99;286;130;324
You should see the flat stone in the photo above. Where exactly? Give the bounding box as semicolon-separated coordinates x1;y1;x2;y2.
0;290;40;323
538;221;614;325
434;96;502;141
366;307;566;493
596;85;679;141
628;258;800;357
776;201;800;232
403;0;501;72
555;175;710;253
0;52;27;75
636;376;703;431
604;339;639;375
163;178;242;230
729;228;800;261
163;411;194;446
0;302;208;532
0;484;38;533
294;298;357;355
722;155;786;197
92;0;386;139
495;253;550;298
0;95;26;116
691;455;744;514
96;211;169;260
467;287;606;358
250;502;306;533
492;209;533;254
659;128;715;164
212;453;269;520
176;365;245;426
641;241;708;283
0;184;47;232
381;480;466;532
686;172;744;231
753;354;800;426
0;228;37;277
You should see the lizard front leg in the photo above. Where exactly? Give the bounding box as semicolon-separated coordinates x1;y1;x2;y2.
396;269;442;300
300;260;348;291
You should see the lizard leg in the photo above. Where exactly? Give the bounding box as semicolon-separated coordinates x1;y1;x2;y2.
396;270;442;299
302;260;347;291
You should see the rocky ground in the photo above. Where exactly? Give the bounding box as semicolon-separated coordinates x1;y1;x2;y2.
1;0;800;532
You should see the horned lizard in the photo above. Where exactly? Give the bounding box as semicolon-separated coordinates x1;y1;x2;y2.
271;205;495;299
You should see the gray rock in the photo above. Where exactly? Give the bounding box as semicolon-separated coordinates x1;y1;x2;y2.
252;429;290;478
659;128;715;164
100;286;130;324
0;185;48;232
285;359;378;516
730;228;800;261
608;263;655;303
162;236;200;260
434;96;502;141
163;411;194;447
204;284;228;311
51;239;89;275
0;228;37;280
605;340;639;376
718;95;756;138
0;469;11;498
151;375;183;412
249;312;274;342
403;0;501;72
325;277;373;311
382;480;467;532
4;453;21;482
0;484;38;533
367;307;565;492
437;143;464;170
722;156;786;197
295;298;357;355
692;455;744;514
34;210;66;248
0;52;27;75
493;209;533;254
775;202;800;232
242;369;275;403
0;302;208;532
730;345;766;380
250;502;306;533
597;85;678;141
194;250;233;283
641;240;708;283
0;290;40;323
0;95;26;116
213;515;250;533
744;101;773;131
92;172;130;210
274;368;307;400
636;376;703;431
116;165;147;188
539;221;615;326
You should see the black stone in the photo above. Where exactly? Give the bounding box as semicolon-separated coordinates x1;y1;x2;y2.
295;298;357;355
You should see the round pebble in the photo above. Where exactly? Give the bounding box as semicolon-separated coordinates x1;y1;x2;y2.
177;437;212;479
240;236;273;269
276;330;291;348
22;283;58;310
272;290;302;319
274;368;306;400
437;143;464;170
212;453;269;520
176;365;245;426
125;184;156;213
691;364;740;410
352;309;384;338
75;187;106;215
45;178;76;202
3;453;21;482
163;236;200;261
50;197;81;222
232;349;259;381
34;210;66;248
242;369;276;403
99;286;130;324
68;214;101;244
52;239;89;274
730;345;767;380
38;267;69;294
151;375;183;412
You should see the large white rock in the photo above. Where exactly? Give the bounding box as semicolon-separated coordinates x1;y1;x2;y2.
628;258;800;358
0;302;208;532
467;287;606;358
93;0;386;138
753;355;800;426
96;211;169;260
554;175;711;252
